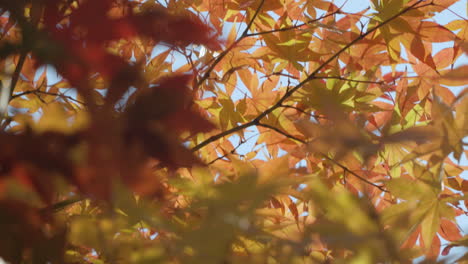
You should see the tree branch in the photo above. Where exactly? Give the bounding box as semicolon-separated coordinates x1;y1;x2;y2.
192;0;426;152
8;52;28;101
1;51;28;124
207;134;258;165
241;0;265;38
252;0;426;123
257;122;305;143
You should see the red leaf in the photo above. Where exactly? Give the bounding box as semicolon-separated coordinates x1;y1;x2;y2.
287;197;299;222
128;75;214;132
125;75;214;168
0;132;81;202
41;0;219;88
442;245;455;256
132;11;221;50
270;197;285;215
163;108;215;134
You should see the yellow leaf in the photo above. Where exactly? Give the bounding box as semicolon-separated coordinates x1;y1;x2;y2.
386;177;432;201
69;217;100;248
421;200;440;249
35;103;88;133
258;155;290;184
10;97;41;113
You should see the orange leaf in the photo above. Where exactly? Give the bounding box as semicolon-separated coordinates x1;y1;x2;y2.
439;219;462;241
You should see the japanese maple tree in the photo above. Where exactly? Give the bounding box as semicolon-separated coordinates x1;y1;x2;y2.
0;0;467;263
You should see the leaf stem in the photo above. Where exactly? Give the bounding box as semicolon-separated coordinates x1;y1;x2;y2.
40;196;84;213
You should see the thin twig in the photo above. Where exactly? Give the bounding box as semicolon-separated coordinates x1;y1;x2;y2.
207;134;258;165
321;155;387;192
278;104;326;119
11;89;86;105
313;76;385;84
244;11;339;37
262;72;299;79
257;122;387;191
195;0;265;87
257;122;305;143
192;122;254;151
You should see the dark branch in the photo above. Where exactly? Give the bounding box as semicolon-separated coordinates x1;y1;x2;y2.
241;0;265;38
8;52;28;101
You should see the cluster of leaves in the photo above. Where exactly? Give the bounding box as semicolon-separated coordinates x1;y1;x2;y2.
0;0;467;263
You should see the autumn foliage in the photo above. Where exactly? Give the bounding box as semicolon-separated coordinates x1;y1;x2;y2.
0;0;467;263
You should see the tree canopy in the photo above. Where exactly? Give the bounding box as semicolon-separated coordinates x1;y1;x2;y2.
0;0;467;263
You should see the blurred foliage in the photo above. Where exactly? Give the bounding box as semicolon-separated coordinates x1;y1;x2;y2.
0;0;467;263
